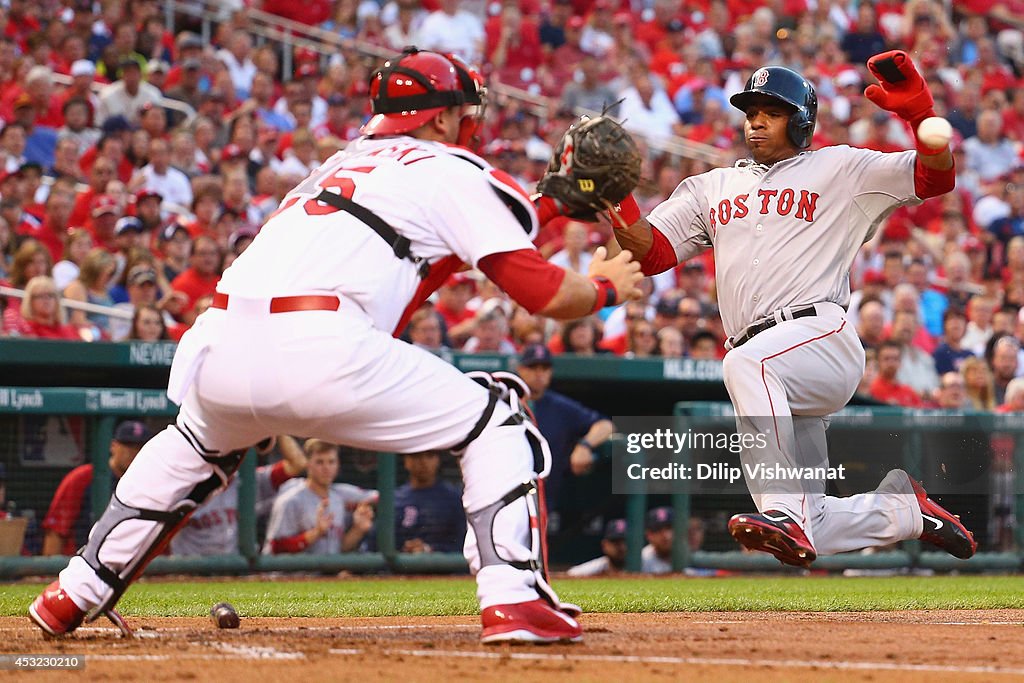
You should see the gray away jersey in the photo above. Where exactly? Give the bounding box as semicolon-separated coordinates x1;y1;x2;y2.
263;482;379;554
647;146;918;337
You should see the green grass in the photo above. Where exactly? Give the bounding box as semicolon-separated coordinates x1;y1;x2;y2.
4;575;1024;618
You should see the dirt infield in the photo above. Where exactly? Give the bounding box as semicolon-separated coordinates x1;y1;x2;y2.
3;610;1024;682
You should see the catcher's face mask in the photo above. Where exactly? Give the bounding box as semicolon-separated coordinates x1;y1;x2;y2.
444;52;487;150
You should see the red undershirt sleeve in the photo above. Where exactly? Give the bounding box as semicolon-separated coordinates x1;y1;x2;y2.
268;461;289;489
478;249;567;314
270;533;308;553
639;226;679;276
913;157;956;200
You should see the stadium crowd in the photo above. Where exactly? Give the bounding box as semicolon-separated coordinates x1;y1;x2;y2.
0;0;1023;413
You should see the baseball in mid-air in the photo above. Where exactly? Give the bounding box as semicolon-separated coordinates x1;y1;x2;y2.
917;116;953;149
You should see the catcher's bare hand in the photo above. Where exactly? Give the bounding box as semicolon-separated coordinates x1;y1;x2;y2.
588;246;643;303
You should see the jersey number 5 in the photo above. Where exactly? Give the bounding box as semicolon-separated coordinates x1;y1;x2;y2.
303;167;375;216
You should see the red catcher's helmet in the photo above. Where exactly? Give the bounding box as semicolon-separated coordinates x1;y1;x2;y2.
362;48;467;137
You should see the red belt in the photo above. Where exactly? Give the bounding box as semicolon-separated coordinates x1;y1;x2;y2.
211;292;341;313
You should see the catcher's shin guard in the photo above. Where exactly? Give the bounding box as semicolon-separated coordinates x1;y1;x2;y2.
460;371;579;615
79;449;246;622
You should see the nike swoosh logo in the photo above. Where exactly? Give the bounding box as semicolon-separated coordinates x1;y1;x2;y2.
763;514;790;523
923;514;944;530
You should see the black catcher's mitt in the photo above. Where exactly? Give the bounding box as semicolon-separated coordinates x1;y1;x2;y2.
536;115;642;221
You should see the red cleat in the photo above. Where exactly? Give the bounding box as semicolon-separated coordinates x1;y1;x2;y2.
480;599;582;644
728;510;817;568
28;581;85;636
909;477;977;559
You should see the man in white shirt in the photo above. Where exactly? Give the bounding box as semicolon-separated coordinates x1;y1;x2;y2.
567;518;627;576
135;138;193;210
415;0;484;64
216;29;257;100
95;59;162;126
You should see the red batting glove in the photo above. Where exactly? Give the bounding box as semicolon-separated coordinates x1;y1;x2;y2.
864;50;935;126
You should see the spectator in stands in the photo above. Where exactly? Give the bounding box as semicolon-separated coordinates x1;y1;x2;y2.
997;377;1024;413
416;0;485;65
406;305;446;352
135;138;193;210
170;235;221;316
560;317;605;355
567;518;627;577
216;29;257;101
157;223;192;284
990;335;1020;405
891;309;940;398
935;372;968;410
172;434;307;556
963;109;1018;183
626;319;657;358
516;344;613;520
16;183;73;265
3;275;78;339
109;263;160;341
841;1;887;65
560;51;618;115
435;273;476;348
164;58;203;113
0;122;28;173
463;301;516;354
617;71;681;144
857;298;887;351
933;308;976;374
62;247;115;337
870;340;924;408
394;451;465;554
656;326;684;358
95;58;162;126
548;221;592;274
127;302;169;342
641;506;673;574
264;440;378;554
676;297;705;349
41;420;153;555
51;228;93;291
961;356;996;411
963;295;997;354
6;239;51;292
57;98;100;157
688;330;720;360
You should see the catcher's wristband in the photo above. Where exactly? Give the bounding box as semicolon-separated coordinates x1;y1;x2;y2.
607;193;641;229
590;276;617;313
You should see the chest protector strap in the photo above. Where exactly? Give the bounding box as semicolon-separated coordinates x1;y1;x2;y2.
315;189;430;279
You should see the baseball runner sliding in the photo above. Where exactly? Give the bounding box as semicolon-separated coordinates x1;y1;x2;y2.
604;51;977;567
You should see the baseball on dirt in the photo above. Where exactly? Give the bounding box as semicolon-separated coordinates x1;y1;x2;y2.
211;602;240;629
916;116;953;149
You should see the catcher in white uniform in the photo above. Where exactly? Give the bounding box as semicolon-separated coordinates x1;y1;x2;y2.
29;48;643;643
602;52;977;567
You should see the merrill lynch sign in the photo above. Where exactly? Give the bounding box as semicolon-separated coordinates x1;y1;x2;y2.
84;390;169;413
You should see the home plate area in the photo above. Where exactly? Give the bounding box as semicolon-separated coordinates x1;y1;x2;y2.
3;610;1024;682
